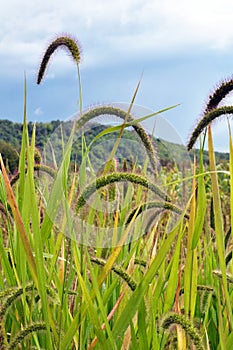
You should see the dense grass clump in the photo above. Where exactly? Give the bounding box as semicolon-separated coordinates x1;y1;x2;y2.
0;34;233;349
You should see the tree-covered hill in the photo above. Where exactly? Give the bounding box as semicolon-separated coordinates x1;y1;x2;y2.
0;119;61;149
0;118;229;174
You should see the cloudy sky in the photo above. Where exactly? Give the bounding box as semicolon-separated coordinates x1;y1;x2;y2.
1;0;233;150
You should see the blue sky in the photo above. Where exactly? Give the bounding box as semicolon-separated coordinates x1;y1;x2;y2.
1;0;233;151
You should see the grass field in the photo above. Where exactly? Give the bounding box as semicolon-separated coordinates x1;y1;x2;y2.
0;35;233;350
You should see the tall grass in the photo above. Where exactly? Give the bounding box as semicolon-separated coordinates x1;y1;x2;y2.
0;35;233;349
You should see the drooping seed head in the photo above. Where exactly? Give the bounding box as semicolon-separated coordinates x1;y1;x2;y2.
37;35;81;84
161;313;205;350
187;77;233;151
205;77;233;112
76;172;171;213
187;105;233;151
75;105;158;173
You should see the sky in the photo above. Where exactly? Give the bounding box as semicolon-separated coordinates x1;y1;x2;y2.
1;0;233;151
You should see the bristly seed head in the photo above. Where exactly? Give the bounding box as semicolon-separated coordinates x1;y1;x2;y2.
187;105;233;151
205;78;233;113
187;77;233;151
161;312;205;350
37;35;81;84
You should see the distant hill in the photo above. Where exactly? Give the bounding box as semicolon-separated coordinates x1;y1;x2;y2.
0;118;229;173
155;137;229;166
0;119;61;149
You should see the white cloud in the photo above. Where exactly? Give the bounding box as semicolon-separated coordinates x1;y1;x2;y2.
34;107;43;116
1;0;233;77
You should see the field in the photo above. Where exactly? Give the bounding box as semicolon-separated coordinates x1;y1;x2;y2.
0;35;233;350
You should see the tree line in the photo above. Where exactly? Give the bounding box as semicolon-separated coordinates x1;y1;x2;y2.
0;119;229;174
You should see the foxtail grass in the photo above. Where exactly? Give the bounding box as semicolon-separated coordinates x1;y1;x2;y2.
161;313;205;350
37;35;81;84
1;34;233;350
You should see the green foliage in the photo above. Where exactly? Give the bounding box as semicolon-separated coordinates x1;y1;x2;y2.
0;140;19;173
1;33;233;350
0;119;60;149
0;118;229;175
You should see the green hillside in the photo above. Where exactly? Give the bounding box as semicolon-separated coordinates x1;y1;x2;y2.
0;118;229;173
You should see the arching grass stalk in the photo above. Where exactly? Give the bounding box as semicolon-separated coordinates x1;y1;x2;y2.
78;104;178;191
76;172;171;213
188;78;233;150
0;284;34;317
10;163;56;186
8;322;48;350
179;284;214;296
144;209;164;233
0;283;59;318
90;256;137;291
179;284;214;295
125;201;189;226
213;269;233;283
75;105;158;173
187;106;233;150
161;312;205;350
0;283;59;349
37;35;81;84
37;34;83;117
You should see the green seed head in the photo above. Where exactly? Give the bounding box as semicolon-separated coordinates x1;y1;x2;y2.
37;34;81;84
161;312;205;350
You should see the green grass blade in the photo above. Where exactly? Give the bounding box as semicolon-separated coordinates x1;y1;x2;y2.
27;124;54;349
228;121;233;241
184;157;198;318
41;121;75;242
0;154;38;286
18;74;29;212
138;297;149;350
103;75;142;175
163;224;183;313
72;248;110;350
78;104;178;181
208;124;233;330
86;253;117;349
110;218;184;346
192;148;207;249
